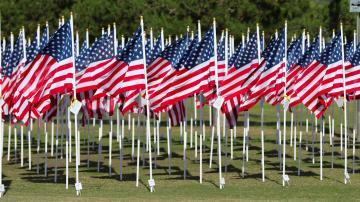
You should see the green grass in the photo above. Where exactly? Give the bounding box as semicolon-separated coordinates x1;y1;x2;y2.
1;101;360;201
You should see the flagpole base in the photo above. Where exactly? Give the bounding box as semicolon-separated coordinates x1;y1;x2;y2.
0;184;5;197
75;182;82;196
148;179;155;192
219;177;225;189
282;175;290;186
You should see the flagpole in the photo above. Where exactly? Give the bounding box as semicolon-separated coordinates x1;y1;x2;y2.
20;26;27;168
256;23;265;182
210;29;224;169
7;32;13;163
70;12;82;196
197;20;203;184
340;22;349;184
140;16;154;192
282;20;288;187
212;18;223;189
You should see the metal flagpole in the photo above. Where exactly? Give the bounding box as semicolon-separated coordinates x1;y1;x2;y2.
340;22;349;184
282;20;288;187
213;18;224;189
20;26;27;168
140;16;155;192
70;12;82;195
7;32;13;162
197;20;203;184
256;24;265;182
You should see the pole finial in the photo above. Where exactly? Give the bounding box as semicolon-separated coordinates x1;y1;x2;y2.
140;16;143;20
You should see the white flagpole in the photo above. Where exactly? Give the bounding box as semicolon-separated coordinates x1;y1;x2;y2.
20;26;27;168
197;20;203;184
140;16;154;192
256;24;265;182
210;29;222;168
340;22;349;184
282;20;288;187
108;23;117;177
7;32;13;162
70;13;82;195
213;18;224;189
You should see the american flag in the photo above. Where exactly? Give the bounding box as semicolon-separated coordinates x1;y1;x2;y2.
168;100;186;126
2;31;25;116
293;34;342;118
288;37;320;108
241;30;285;111
268;35;303;105
76;31;116;94
6;29;49;117
202;35;227;102
147;35;189;112
92;27;146;108
12;21;74;124
150;27;215;113
341;43;360;98
220;33;259;128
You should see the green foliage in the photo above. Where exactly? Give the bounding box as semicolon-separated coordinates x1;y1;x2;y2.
0;0;357;42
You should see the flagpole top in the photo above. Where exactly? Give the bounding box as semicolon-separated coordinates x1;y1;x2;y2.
213;18;216;22
61;16;65;21
285;20;287;25
70;11;73;16
46;21;48;27
161;27;163;31
113;22;116;26
140;16;143;20
86;28;89;31
256;22;259;27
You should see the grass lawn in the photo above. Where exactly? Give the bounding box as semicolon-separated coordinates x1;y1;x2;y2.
1;100;360;201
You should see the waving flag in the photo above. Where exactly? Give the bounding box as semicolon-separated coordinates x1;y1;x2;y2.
342;43;360;98
2;31;25;115
268;35;303;105
240;30;285;111
289;37;320;108
220;33;259;127
148;35;189;112
12;21;74;124
293;34;342;118
76;31;116;94
150;27;215;113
